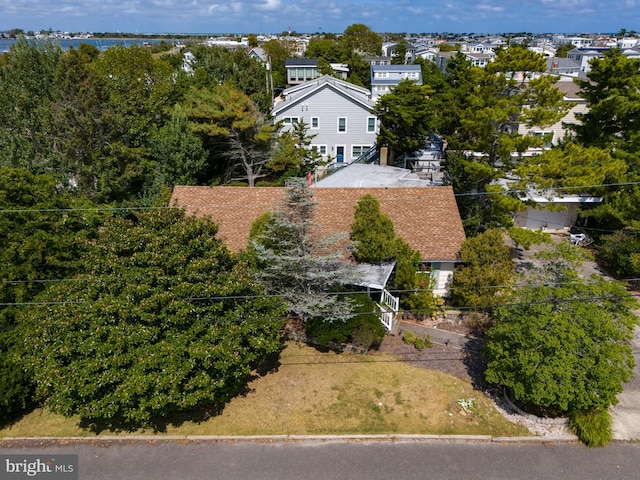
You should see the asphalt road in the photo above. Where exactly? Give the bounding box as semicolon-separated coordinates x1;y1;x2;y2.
1;439;639;480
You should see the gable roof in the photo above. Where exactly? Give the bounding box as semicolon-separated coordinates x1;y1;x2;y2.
272;75;375;115
170;186;466;261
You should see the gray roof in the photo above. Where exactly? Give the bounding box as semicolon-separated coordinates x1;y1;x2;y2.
285;58;318;66
354;262;396;290
546;57;580;69
314;164;434;188
371;64;421;72
272;75;374;115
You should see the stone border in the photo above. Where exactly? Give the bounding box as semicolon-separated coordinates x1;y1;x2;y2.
502;389;568;426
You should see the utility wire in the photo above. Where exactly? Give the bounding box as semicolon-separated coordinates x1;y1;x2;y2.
1;180;640;215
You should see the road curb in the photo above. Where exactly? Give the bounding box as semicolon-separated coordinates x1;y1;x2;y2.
0;434;580;444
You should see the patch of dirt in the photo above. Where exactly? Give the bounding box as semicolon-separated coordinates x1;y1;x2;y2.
374;329;487;387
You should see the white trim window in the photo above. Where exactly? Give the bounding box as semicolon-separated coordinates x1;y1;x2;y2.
337;117;347;133
283;117;299;125
312;145;327;156
366;117;376;133
310;117;319;129
352;145;371;158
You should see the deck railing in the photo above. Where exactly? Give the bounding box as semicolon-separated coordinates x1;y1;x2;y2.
377;288;399;332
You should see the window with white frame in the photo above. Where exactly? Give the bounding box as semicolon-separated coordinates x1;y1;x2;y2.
337;117;347;133
312;145;327;155
530;130;554;148
351;145;371;158
283;117;299;125
367;117;376;133
311;117;319;129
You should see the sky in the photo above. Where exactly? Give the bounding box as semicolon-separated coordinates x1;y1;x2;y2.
0;0;637;35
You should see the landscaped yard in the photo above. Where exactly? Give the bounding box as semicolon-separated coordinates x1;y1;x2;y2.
0;342;530;437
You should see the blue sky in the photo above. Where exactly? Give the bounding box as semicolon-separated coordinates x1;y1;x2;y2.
0;0;636;34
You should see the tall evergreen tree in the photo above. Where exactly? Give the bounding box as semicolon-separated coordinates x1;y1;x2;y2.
251;180;360;323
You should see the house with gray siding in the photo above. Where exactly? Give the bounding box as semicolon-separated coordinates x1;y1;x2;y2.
370;64;422;98
272;75;378;165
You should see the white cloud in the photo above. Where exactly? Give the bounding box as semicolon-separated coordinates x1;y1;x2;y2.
477;4;505;12
259;0;281;10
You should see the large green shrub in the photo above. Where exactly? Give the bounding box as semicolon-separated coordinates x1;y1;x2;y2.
351;194;397;263
597;230;640;279
306;294;386;350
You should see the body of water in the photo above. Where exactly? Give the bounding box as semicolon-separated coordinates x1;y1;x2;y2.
0;38;164;53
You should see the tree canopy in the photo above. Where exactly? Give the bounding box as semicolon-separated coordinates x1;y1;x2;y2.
373;79;435;161
484;244;638;415
20;208;286;430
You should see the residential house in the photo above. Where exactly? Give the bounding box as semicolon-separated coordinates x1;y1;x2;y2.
567;47;610;73
414;46;439;63
170;185;466;298
517;79;587;148
365;56;392;66
552;35;593;48
203;36;249;51
248;46;268;63
546;57;581;77
329;63;349;80
272;75;378;165
370;64;422;98
435;50;458;73
465;52;492;68
285;58;321;85
182;50;196;76
513;191;602;231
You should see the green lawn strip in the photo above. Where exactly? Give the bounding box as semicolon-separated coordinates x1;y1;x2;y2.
0;342;530;437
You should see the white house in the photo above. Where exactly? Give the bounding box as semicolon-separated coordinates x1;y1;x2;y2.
272;75;378;165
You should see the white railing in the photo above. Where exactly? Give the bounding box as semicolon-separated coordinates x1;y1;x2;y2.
381;289;399;313
379;308;394;331
378;288;399;332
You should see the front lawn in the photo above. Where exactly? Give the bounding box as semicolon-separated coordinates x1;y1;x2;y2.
0;342;530;437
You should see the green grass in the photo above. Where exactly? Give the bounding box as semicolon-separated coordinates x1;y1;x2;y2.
0;342;530;438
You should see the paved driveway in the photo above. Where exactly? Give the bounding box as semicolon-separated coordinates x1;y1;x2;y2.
611;320;640;441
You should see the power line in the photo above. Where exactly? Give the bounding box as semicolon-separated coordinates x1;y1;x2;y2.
2;180;640;215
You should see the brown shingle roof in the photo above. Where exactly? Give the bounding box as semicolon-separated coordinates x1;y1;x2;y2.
170;186;466;261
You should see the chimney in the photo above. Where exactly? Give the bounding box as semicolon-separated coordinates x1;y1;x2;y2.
380;146;388;166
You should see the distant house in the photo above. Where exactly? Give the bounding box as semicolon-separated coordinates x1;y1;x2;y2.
546;57;581;77
513;191;602;231
182;51;196;76
365;56;392;66
370;64;422;98
272;75;378;165
567;47;610;73
517;79;586;147
435;51;458;73
203;36;249;51
170;185;466;297
465;52;492;68
248;47;268;63
285;58;321;85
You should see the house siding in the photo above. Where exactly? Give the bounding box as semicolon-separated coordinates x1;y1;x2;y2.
274;84;377;163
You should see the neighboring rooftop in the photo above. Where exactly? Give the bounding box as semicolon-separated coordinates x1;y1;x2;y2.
314;164;435;188
170;186;466;261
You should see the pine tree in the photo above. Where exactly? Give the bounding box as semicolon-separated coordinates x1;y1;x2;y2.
251;179;360;323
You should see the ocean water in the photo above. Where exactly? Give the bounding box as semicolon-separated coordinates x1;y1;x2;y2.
0;38;163;53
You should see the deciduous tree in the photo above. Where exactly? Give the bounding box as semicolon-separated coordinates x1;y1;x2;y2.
484;244;638;417
21;208;286;430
